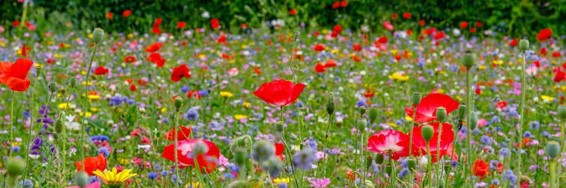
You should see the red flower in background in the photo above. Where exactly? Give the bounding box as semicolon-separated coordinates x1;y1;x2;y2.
148;52;166;67
171;64;191;82
367;130;409;159
122;9;132;17
289;9;297;16
324;59;337;68
405;93;459;123
536;28;552;42
391;13;399;20
459;21;468;29
352;43;362;52
164;126;192;141
315;63;326;73
12;20;20;27
552;51;561;58
217;33;227;44
253;80;305;107
419;20;425;26
145;42;162;53
75;154;107;176
377;36;388;43
540;47;548;56
332;2;340;9
124;55;136;63
496;100;507;109
93;66;109;75
313;43;325;52
162;139;220;173
509;38;518;47
106;12;113;20
472;159;490;179
553;67;566;82
177;21;186;29
0;58;33;92
340;0;348;7
383;21;394;31
152;18;162;34
433;32;445;40
403;12;411;19
475;21;483;28
275;142;285;160
210;18;221;30
187;90;202;99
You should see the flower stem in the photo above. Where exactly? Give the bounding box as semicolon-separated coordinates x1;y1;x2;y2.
465;69;472;182
174;111;180;188
518;49;527;186
9;91;15;158
81;43;99;170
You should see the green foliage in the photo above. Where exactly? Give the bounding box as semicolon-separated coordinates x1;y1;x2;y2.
0;0;564;36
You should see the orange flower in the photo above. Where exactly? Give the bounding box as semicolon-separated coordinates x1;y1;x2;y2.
472;159;489;179
75;154;107;176
0;58;33;92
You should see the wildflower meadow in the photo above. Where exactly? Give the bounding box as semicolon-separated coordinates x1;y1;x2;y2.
0;0;565;188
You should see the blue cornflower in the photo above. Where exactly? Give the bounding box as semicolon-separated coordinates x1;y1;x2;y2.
185;107;199;121
98;147;109;157
480;135;492;146
293;148;317;170
109;95;124;106
148;172;159;180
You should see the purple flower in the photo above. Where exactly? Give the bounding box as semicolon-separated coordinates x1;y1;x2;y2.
308;178;330;188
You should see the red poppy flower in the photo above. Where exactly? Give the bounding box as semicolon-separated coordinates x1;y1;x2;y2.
106;12;113;20
552;51;561;58
177;21;186;29
405;93;459;123
210;18;221;30
253;66;262;75
509;38;518;47
75;154;107;176
367;130;409;159
275;142;285;160
332;2;340;9
124;55;136;63
391;13;399;20
383;21;394;31
145;42;162;53
253;80;305;107
540;47;548;56
93;66;109;75
148;52;166;67
187;90;202;99
122;10;131;17
459;21;468;29
470;27;477;33
152;18;162;34
536;28;552;42
289;9;297;16
324;59;337;68
162;139;220;173
315;63;326;73
496;101;507;109
475;84;481;95
12;20;20;27
0;58;33;92
313;44;325;52
403;12;411;19
353;43;362;52
475;21;483;28
419;20;425;26
472;159;489;179
339;0;348;7
171;64;191;82
377;36;388;43
333;24;343;35
21;45;30;58
553;67;566;82
164;126;192;141
433;32;445;40
217;34;227;44
410;122;456;162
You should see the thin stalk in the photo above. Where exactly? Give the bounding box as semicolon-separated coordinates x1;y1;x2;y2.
465;69;472;182
518;49;527;185
426;142;432;187
550;161;556;188
436;123;444;187
280;107;299;187
174;111;180;188
80;43;98;174
389;151;396;186
9;91;15;157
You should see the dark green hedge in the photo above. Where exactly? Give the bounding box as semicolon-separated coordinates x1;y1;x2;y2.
1;0;564;37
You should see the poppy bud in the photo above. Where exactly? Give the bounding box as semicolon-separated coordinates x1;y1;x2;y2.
412;92;421;106
368;108;378;124
48;82;57;93
74;172;89;188
546;141;560;159
469;112;478;130
174;97;183;111
558;106;566;120
374;154;384;164
421;125;434;142
92;28;105;44
519;39;529;51
276;121;284;133
360;106;367;115
407;157;417;170
436;107;447;122
261;156;284;177
365;156;373;169
6;157;26;177
252;140;275;163
458;105;466;120
462;52;475;69
326;93;335;115
234;148;248;167
230;135;252;152
69;78;77;88
294;31;301;42
228;180;249;188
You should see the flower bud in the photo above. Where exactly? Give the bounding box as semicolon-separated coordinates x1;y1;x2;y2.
92;28;105;44
558;106;566;120
74;171;89;188
407;157;417;171
230;135;252;152
326;93;335;115
458;105;466;120
412;92;422;106
519;39;529;51
252;140;275;162
48;82;57;93
374;154;384;164
69;78;77;88
361;180;375;188
365;156;373;169
6;157;26;177
174;97;183;111
368;108;378;124
421;125;434;142
234;148;248;167
462;52;475;69
546;141;560;159
261;156;284;177
436;107;447;122
359;106;367;115
469;112;478;130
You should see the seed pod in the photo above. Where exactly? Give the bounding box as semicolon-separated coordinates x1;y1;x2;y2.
546;141;560;159
436;107;447;122
412;92;422;106
6;157;26;177
421;125;434;142
558;106;566;120
326;93;335;115
519;39;529;51
92;28;105;44
462;51;475;69
368;108;378;124
74;172;89;188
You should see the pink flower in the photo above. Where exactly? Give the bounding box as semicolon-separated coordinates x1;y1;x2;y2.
308;178;331;188
383;21;394;31
68;181;101;188
367;129;409;159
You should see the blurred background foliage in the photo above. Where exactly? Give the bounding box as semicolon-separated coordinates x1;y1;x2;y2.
0;0;564;38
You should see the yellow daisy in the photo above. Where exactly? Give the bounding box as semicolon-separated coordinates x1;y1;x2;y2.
93;167;137;185
220;91;233;98
389;72;409;82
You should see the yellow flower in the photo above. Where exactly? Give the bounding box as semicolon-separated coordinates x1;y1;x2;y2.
405;116;413;122
34;63;44;69
90;107;99;112
127;33;134;39
80;111;93;117
541;95;554;103
161;107;167;113
234;115;248;121
118;158;130;165
81;81;93;86
478;65;487;70
93;167;137;185
388;122;397;127
389;72;409;82
185;182;200;188
243;102;251;108
88;94;100;100
273;177;290;184
58;103;74;109
492;60;503;65
220;91;233;98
